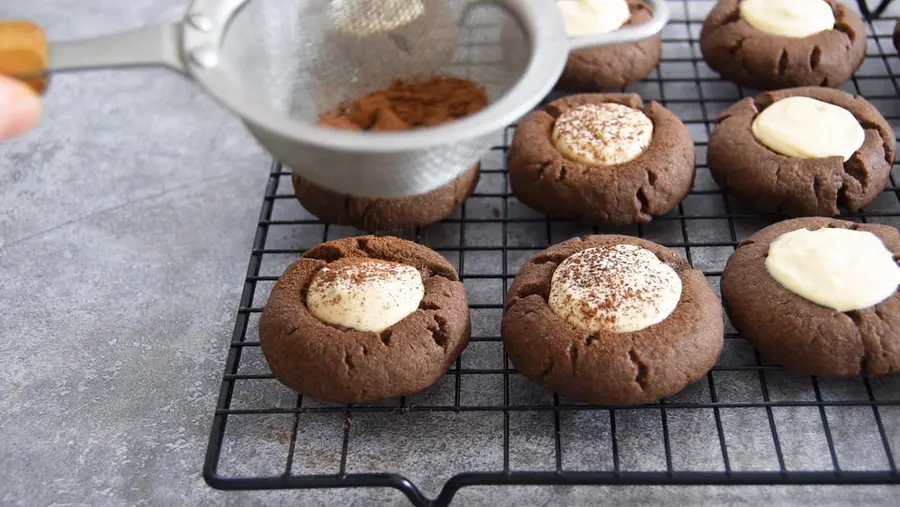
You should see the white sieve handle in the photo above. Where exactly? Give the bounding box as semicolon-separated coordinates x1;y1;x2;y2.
47;23;185;74
566;0;670;50
0;20;186;82
471;0;669;52
0;20;187;96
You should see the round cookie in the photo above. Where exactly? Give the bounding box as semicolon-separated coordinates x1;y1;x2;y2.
894;20;900;54
700;0;866;90
707;87;895;217
292;164;480;231
501;235;724;406
508;93;695;225
259;236;470;403
556;0;662;92
722;217;900;377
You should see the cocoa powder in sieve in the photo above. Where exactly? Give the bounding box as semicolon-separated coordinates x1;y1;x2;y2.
317;76;489;132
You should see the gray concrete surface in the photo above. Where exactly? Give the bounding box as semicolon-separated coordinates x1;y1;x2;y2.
1;1;899;506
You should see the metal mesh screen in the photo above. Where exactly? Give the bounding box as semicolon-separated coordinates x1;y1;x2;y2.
219;0;529;119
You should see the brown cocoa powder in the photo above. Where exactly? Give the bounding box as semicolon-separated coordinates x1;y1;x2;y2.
318;76;489;132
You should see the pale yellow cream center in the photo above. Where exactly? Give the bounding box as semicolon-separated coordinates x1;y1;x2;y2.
552;103;654;166
739;0;835;38
557;0;632;37
549;245;682;333
751;96;865;162
765;228;900;312
307;260;424;332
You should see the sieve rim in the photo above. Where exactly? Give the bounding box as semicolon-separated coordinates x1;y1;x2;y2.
181;0;570;153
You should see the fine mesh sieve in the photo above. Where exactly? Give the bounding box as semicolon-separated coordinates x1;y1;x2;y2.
0;0;669;197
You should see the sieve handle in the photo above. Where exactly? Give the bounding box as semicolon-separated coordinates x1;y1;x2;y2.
48;23;185;74
567;0;671;51
0;20;185;90
0;21;49;94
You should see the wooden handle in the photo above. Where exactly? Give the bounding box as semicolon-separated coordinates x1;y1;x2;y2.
0;21;48;95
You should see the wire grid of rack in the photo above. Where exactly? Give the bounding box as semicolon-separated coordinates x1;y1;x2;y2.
868;0;898;18
204;1;900;506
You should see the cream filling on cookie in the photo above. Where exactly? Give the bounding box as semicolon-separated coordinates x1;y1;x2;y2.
549;244;682;333
307;259;425;332
751;96;865;162
552;103;654;166
331;0;425;36
766;228;900;312
557;0;631;37
739;0;835;38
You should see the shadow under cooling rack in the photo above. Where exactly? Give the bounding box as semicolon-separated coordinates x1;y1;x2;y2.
204;1;900;506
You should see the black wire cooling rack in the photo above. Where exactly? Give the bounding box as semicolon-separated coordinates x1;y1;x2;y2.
868;0;898;18
204;2;900;506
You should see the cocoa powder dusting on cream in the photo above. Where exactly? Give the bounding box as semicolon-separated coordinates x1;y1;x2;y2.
306;258;425;332
552;103;654;166
548;244;682;333
314;259;401;289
